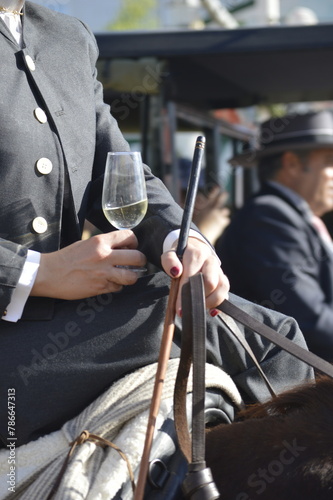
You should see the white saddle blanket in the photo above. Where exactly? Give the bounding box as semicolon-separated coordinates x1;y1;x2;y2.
0;360;242;500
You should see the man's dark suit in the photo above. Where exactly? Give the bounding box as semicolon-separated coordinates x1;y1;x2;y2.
0;3;311;447
216;183;333;361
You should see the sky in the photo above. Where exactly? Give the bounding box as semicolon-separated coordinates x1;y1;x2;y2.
31;0;121;32
30;0;333;31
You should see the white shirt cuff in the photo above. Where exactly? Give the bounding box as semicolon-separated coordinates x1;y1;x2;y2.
163;229;220;264
2;250;41;322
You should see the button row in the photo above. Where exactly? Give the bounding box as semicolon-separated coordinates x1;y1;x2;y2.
26;53;47;125
33;156;51;231
25;55;50;235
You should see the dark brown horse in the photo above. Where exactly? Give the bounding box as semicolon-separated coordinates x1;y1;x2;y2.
205;376;333;500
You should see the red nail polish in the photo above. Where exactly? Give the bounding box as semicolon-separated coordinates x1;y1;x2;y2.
178;309;182;317
170;267;179;277
210;309;219;317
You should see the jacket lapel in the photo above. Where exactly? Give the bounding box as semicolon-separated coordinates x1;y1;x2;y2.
260;183;333;282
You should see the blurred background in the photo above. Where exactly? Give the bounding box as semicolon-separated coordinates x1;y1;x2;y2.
33;0;333;242
31;1;333;32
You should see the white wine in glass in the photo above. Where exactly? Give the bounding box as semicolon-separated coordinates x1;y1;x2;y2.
102;151;148;271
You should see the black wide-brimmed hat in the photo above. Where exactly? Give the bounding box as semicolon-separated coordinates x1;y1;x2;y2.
230;110;333;167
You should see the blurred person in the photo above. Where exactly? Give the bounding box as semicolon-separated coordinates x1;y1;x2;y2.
193;185;230;245
216;110;333;361
179;157;230;244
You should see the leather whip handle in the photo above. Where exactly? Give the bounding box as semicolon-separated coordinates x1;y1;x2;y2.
176;136;205;260
134;136;206;500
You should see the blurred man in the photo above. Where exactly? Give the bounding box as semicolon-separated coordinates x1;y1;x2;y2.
216;110;333;361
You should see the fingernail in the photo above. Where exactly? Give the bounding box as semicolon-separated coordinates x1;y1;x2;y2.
210;309;219;317
170;267;180;277
178;308;182;317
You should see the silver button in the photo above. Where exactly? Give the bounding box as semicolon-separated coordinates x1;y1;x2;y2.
36;158;53;175
25;55;36;71
32;217;48;234
34;108;47;124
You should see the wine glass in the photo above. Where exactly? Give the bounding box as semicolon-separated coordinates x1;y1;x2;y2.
102;151;148;272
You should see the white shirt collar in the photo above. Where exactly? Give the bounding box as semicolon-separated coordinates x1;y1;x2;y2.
0;11;23;47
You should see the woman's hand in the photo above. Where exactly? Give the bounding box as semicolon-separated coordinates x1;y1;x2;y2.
161;236;229;316
31;230;147;300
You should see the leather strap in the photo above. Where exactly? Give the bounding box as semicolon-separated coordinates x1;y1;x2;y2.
174;273;207;464
174;275;333;500
174;274;220;499
218;299;333;379
190;274;206;464
218;310;276;397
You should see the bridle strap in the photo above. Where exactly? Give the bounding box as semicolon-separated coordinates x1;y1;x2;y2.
217;309;277;397
218;299;333;379
174;273;207;464
174;274;220;499
175;282;333;436
174;276;333;499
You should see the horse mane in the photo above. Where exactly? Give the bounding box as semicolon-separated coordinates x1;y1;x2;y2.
205;375;333;500
237;375;333;419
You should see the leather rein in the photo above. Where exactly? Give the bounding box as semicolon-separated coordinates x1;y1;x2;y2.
173;273;333;499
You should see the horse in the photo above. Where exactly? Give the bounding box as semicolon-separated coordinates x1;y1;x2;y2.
205;375;333;500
